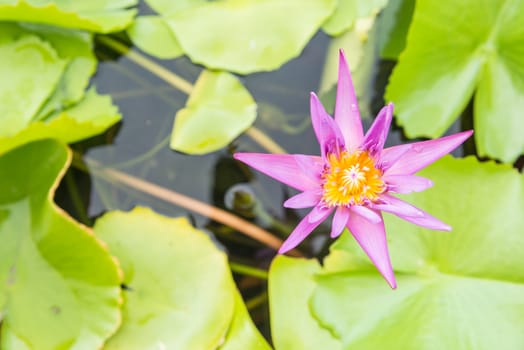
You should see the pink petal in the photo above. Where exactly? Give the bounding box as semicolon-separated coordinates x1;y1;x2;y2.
347;209;396;289
334;49;364;150
384;175;433;193
383;130;473;176
350;205;382;223
294;154;324;183
330;206;350;238
283;190;322;209
373;194;424;217
375;195;451;231
396;209;451;231
362;103;394;156
308;205;334;223
379;143;412;170
310;92;345;158
233;153;321;191
279;206;332;253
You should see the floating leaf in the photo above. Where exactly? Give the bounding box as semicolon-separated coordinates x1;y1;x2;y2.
127;1;207;59
0;34;66;136
474;52;524;163
269;256;341;350
95;208;234;349
322;0;388;36
27;27;95;120
218;290;271;350
377;0;414;59
0;24;118;154
171;70;257;155
95;207;268;349
0;88;121;156
309;156;524;349
126;16;183;59
0;22;96;121
0;140;122;349
167;0;337;73
144;0;206;16
385;0;524;162
0;0;137;33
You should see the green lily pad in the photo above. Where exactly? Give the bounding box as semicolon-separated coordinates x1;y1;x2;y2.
474;54;524;163
0;22;96;121
144;0;206;16
322;0;388;36
170;70;257;155
385;0;524;162
127;16;183;59
0;88;121;156
377;0;414;59
269;256;341;350
27;26;95;121
127;1;207;59
218;290;271;350
95;207;268;349
0;24;117;154
310;156;524;349
0;34;66;137
0;0;137;33
0;140;122;349
167;0;336;73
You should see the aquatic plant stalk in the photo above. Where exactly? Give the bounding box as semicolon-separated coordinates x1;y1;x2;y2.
245;127;287;154
229;262;268;280
246;291;268;310
64;171;90;225
97;36;193;94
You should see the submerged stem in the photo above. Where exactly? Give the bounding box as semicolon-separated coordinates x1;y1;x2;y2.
245;127;287;154
229;262;268;280
112;135;170;169
96;36;193;95
64;171;90;225
245;291;268;310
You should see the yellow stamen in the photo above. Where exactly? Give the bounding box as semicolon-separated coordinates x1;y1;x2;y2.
321;150;385;207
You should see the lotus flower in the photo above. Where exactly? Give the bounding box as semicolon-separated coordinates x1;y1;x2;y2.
234;50;472;288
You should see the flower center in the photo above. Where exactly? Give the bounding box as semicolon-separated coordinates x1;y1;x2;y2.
321;150;385;207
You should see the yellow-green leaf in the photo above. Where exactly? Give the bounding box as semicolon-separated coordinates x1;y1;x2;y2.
0;0;137;33
167;0;337;74
0;35;66;136
322;0;387;36
269;256;341;350
312;156;524;349
385;0;524;162
127;16;183;59
170;70;257;155
0;140;122;349
218;290;271;350
0;88;121;156
96;207;268;349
